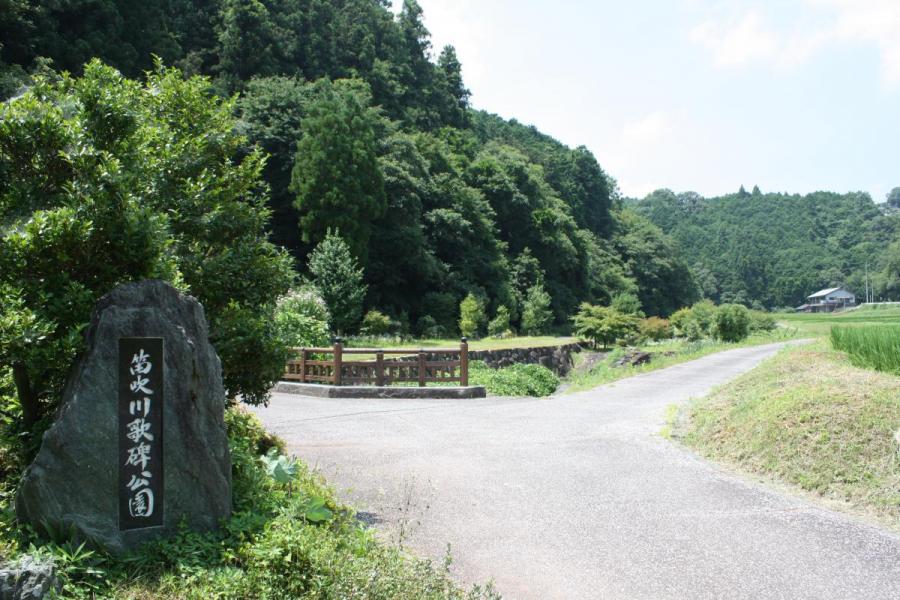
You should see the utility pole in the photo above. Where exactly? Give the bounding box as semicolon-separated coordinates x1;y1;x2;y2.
865;261;870;304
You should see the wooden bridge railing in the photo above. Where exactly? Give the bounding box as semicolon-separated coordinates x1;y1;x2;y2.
284;338;469;387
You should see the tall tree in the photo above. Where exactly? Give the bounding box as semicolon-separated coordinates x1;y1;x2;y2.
291;78;386;263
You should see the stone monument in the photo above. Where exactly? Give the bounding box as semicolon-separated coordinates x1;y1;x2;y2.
16;280;231;554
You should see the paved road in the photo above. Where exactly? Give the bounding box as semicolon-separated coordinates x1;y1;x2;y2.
252;343;900;599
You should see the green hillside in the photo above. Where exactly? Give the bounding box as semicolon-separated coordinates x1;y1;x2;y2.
1;0;697;326
635;188;900;309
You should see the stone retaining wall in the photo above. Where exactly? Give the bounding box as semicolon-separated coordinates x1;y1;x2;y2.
468;342;582;375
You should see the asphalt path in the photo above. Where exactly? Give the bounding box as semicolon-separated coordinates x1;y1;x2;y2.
251;342;900;599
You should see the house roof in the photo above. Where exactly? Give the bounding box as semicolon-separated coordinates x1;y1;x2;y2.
808;286;846;299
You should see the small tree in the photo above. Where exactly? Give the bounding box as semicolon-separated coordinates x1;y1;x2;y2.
521;284;553;335
459;293;486;339
715;303;751;342
488;305;511;338
572;304;639;349
308;232;366;335
360;310;393;336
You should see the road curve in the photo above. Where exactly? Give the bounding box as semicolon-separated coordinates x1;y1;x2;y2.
251;342;900;599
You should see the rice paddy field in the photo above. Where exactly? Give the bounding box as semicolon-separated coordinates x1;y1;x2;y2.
778;304;900;336
831;325;900;375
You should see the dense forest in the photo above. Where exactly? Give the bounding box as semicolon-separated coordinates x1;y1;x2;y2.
0;0;698;333
634;187;900;309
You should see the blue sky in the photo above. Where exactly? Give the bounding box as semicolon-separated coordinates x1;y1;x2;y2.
396;1;899;201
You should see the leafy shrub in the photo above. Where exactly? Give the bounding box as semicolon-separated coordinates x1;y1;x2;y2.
640;317;672;341
714;303;751;342
572;303;640;348
360;310;394;336
749;311;777;332
459;293;486;338
415;315;445;339
488;305;511;338
670;301;719;340
689;300;719;337
470;361;559;397
521;284;553;335
274;286;331;349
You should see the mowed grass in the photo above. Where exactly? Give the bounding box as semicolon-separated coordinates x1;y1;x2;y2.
831;325;900;375
680;341;900;529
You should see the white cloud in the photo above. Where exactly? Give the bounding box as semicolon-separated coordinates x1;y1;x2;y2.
690;0;900;86
622;111;671;147
690;11;779;67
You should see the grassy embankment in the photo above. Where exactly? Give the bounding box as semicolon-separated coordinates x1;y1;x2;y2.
676;336;900;530
0;409;500;599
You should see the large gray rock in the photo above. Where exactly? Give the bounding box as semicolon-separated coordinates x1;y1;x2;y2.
0;556;59;600
16;280;231;554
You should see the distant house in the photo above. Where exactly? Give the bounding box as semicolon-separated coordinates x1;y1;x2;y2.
795;287;856;313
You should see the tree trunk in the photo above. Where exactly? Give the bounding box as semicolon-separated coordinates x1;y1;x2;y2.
12;361;40;428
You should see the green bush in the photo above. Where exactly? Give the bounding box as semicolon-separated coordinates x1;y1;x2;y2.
459;293;486;338
831;325;900;374
714;303;751;342
470;361;559;397
415;315;445;339
670;300;720;340
639;316;672;341
749;311;777;332
274;286;331;349
572;303;640;348
360;309;394;336
487;305;511;338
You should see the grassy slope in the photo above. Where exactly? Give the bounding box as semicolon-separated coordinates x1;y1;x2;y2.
679;341;900;529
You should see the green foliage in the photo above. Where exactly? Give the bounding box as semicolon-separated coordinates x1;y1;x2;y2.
458;293;486;339
887;187;900;209
749;311;777;332
640;317;673;341
307;232;367;335
572;304;640;349
521;284;553;335
274;286;330;349
470;361;559;397
0;62;293;435
360;310;394;336
714;303;751;342
291;78;386;262
831;325;900;375
487;306;512;338
636;188;900;308
611;292;643;316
